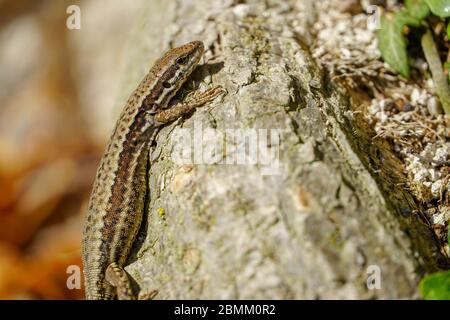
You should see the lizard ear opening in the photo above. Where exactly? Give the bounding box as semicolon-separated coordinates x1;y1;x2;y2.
162;81;171;88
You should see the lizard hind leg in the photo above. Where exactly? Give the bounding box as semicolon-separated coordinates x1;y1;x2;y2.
105;262;136;300
105;262;158;300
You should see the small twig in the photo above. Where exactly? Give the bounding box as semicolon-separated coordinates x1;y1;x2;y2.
421;28;450;114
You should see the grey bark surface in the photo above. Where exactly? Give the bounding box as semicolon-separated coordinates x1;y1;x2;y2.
115;0;444;299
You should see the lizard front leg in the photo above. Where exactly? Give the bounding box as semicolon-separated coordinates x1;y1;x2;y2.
155;86;225;124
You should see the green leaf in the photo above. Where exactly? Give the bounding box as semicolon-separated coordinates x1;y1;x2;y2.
444;61;450;70
424;0;450;17
378;15;410;78
406;0;431;19
396;9;423;27
419;271;450;300
447;21;450;38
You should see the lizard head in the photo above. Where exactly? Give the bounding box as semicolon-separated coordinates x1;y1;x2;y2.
143;41;205;113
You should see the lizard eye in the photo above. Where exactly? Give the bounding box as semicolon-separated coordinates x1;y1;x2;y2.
162;81;171;88
176;55;189;65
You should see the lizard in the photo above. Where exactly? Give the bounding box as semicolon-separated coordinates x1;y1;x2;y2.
81;40;224;300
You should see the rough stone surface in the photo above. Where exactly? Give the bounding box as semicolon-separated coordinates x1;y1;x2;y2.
116;0;444;299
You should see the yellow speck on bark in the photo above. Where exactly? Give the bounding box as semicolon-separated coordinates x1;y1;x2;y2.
157;207;166;218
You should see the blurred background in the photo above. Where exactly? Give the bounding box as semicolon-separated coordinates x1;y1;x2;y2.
0;0;147;299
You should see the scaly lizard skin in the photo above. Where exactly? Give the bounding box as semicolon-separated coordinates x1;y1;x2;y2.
82;41;224;300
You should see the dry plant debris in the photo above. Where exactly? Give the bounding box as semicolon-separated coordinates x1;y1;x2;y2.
312;0;449;255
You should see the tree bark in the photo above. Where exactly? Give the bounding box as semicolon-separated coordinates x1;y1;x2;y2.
117;0;444;299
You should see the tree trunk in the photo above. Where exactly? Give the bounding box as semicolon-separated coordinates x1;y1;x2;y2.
117;0;444;299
